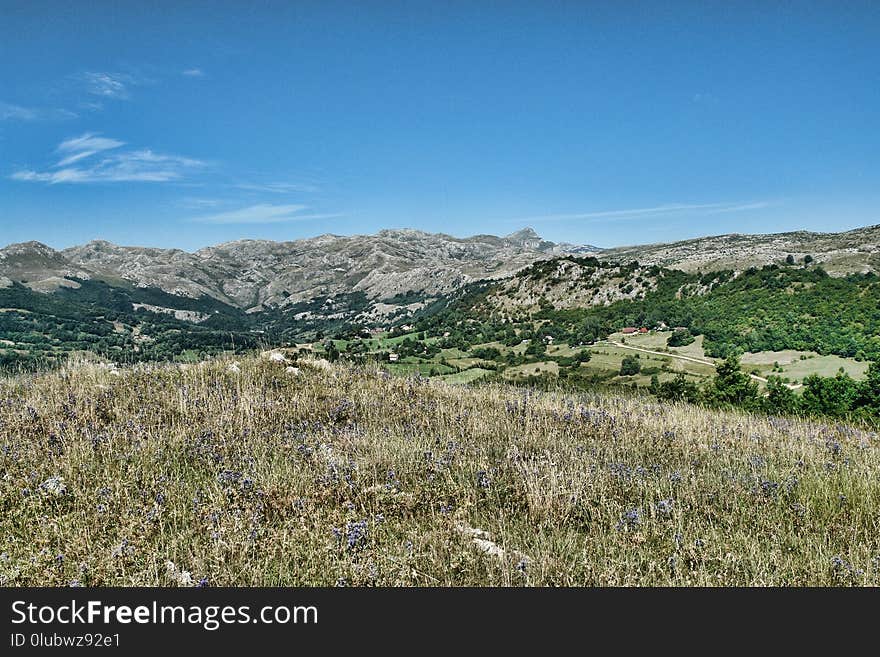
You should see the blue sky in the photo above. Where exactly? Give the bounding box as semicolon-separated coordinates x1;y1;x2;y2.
1;1;878;251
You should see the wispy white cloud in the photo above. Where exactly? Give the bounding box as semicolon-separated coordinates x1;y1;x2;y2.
11;132;205;184
704;201;772;214
0;101;76;121
191;204;341;224
77;71;137;100
56;151;101;167
77;100;105;112
235;181;320;194
182;68;205;77
0;101;38;120
179;197;228;210
692;92;719;104
55;132;125;162
57;133;125;153
515;201;773;223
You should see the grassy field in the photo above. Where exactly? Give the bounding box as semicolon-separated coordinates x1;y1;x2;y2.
607;332;868;386
314;330;869;396
503;360;560;379
610;331;709;360
2;355;879;586
384;362;455;377
584;344;715;388
741;350;869;382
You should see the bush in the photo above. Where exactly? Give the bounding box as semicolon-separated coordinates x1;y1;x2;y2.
801;372;859;418
655;373;700;403
667;329;695;347
762;376;800;415
620;354;641;376
703;355;760;409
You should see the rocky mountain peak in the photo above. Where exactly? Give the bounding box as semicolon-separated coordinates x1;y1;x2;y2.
506;227;541;242
0;240;58;258
0;240;94;291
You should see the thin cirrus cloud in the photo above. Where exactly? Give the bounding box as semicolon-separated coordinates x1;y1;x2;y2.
191;204;342;225
515;201;774;223
182;68;205;77
55;132;126;166
235;181;320;194
0;101;77;121
77;71;138;100
11;132;205;184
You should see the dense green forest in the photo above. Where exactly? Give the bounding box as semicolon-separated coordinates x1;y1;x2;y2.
412;262;880;362
0;276;393;372
0;281;261;370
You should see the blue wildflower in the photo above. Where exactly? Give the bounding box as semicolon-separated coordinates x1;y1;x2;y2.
656;499;674;516
344;520;368;551
617;508;641;531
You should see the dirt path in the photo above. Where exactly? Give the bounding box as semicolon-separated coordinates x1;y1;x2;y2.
601;340;802;390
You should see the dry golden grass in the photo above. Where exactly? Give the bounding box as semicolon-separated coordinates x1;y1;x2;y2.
1;355;879;586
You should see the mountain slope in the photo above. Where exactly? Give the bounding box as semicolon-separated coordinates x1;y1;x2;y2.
603;224;880;274
59;228;579;317
0;228;587;338
472;256;664;317
0;241;97;292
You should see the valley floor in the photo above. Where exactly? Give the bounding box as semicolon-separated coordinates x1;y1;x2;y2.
1;355;879;586
323;328;869;392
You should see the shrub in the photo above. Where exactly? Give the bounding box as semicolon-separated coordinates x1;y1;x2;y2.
620;354;641;376
667;329;695;348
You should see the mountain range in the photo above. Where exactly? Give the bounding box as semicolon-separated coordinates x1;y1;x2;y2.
1;228;591;321
1;223;878;329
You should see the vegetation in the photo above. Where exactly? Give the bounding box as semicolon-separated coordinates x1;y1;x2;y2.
2;355;879;586
438;262;880;362
667;328;695;347
647;354;880;423
5;258;880;427
0;281;261;371
620;354;641;376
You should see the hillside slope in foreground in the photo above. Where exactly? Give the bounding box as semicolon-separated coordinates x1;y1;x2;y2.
2;355;879;586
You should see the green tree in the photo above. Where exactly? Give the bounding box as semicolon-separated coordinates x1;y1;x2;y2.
656;373;700;403
574;349;592;363
525;339;547;358
620;354;641;376
800;372;858;418
854;359;880;415
704;355;760;409
762;376;800;415
667;328;695;347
